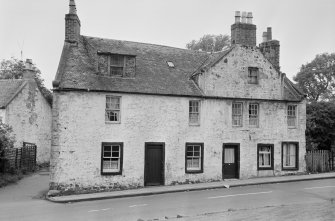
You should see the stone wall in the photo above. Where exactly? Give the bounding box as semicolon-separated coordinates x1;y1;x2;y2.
231;23;256;46
6;81;52;163
198;45;282;99
50;91;306;193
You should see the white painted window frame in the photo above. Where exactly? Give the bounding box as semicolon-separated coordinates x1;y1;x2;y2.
232;102;243;127
189;100;200;126
105;95;121;123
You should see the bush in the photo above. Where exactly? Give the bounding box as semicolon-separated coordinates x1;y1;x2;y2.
0;121;15;151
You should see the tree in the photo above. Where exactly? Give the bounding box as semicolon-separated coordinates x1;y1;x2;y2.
306;102;335;151
186;34;230;52
0;57;52;104
293;53;335;102
0;121;15;151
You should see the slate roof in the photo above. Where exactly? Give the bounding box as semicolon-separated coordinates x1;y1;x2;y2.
0;80;26;108
55;36;211;96
55;35;304;101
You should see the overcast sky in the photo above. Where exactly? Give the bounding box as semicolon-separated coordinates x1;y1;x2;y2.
1;0;334;89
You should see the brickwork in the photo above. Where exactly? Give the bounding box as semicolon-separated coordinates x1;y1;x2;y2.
231;23;256;46
6;81;52;163
259;40;280;71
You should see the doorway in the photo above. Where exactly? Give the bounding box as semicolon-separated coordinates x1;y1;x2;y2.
144;143;165;186
222;143;240;179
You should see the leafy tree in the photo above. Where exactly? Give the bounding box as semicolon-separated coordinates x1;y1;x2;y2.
0;57;52;104
293;53;335;102
0;121;15;151
306;102;335;151
186;34;230;52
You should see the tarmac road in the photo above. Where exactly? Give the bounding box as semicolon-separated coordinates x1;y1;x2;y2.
0;173;334;221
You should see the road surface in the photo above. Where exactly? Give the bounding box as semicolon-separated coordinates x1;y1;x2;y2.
0;174;334;220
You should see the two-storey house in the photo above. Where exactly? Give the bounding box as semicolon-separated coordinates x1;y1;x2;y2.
50;1;306;193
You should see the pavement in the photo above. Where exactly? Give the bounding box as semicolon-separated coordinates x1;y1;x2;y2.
47;171;335;203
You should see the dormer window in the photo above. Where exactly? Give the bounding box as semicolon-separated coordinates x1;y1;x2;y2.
98;52;136;78
248;67;259;84
110;55;125;76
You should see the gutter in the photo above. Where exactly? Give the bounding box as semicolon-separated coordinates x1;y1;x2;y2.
53;87;304;103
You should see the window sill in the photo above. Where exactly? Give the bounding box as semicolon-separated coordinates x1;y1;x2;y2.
186;170;203;174
288;126;297;129
232;125;243;128
101;171;122;175
105;121;121;124
282;167;298;171
257;167;274;170
189;123;200;127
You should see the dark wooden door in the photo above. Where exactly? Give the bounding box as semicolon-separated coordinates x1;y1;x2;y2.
145;143;164;186
223;144;239;179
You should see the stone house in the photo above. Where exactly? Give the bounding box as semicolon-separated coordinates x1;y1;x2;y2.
0;59;52;164
50;2;306;193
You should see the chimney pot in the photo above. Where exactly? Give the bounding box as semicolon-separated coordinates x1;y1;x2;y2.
267;27;272;40
246;12;253;24
25;59;34;70
23;59;35;80
69;0;77;14
241;11;247;23
262;32;268;42
235;11;241;23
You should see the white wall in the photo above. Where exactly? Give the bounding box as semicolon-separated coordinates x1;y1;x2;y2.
50;91;306;192
0;109;5;123
6;81;52;163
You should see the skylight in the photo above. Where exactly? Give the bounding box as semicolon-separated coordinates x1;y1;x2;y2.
167;61;175;68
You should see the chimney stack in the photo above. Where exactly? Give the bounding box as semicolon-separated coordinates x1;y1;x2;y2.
23;59;35;80
65;0;81;44
231;11;256;46
259;27;280;71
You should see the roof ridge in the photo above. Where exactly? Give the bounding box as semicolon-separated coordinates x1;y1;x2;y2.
82;35;209;54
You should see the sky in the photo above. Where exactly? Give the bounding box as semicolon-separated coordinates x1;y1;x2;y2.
1;0;335;89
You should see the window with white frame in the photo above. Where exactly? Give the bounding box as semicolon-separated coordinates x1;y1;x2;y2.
185;143;203;173
249;103;259;127
258;144;273;170
287;105;297;127
282;142;298;170
110;54;124;77
105;96;120;122
232;102;243;127
189;100;200;125
101;142;123;175
248;67;259;84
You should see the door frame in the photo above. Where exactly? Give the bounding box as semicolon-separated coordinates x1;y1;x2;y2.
144;142;165;186
222;143;240;179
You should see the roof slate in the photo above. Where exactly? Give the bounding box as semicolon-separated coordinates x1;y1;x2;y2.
55;36;210;96
0;80;26;108
55;35;304;101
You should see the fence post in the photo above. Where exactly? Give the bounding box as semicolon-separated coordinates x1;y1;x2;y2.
34;146;37;171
